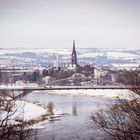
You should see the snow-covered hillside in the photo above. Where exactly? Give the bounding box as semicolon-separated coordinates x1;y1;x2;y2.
0;48;140;67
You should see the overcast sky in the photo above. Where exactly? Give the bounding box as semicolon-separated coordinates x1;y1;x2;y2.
0;0;140;49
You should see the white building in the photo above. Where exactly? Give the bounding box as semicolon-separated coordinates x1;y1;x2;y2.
42;76;53;84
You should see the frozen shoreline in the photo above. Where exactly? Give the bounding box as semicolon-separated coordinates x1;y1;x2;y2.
0;97;64;128
41;89;133;100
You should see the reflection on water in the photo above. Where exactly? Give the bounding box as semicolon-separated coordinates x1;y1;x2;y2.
72;102;77;116
47;101;54;116
25;91;115;140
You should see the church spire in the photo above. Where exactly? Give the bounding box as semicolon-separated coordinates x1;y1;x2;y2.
71;40;78;66
73;40;75;50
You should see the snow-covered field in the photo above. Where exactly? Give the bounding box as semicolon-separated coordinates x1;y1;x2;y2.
106;52;139;60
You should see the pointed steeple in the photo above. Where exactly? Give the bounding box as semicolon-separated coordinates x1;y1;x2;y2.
71;40;78;66
73;40;75;51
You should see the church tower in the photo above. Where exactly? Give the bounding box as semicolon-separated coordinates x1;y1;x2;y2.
71;40;78;66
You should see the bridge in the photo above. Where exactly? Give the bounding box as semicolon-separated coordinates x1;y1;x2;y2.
0;85;140;91
0;76;139;99
1;75;140;91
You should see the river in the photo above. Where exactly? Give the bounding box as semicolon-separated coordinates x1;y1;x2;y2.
25;90;119;140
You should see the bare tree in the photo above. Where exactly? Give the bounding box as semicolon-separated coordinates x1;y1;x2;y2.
91;70;140;140
0;91;34;140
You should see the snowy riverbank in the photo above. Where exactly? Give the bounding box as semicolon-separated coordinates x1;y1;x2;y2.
42;89;133;99
0;96;64;128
